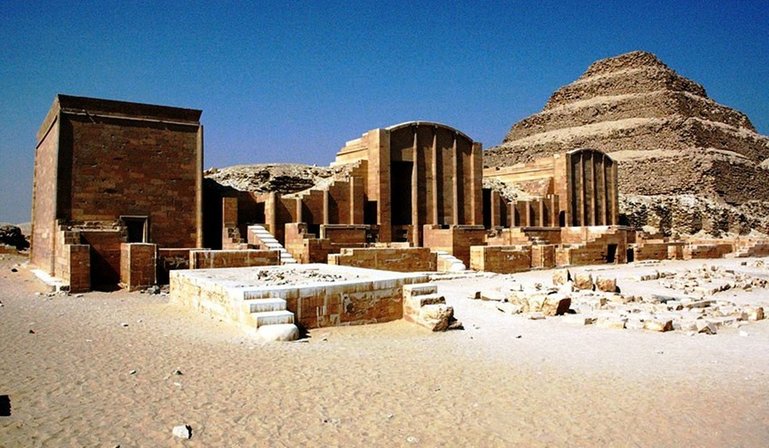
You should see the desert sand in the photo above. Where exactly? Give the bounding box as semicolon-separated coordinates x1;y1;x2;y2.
1;253;768;447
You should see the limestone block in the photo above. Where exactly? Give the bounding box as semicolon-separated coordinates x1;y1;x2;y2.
552;269;571;286
518;293;571;316
595;276;618;293
673;320;698;332
418;304;456;332
496;302;523;315
596;317;627;329
562;315;596;325
644;319;673;332
573;272;594;290
256;324;299;342
747;306;765;321
625;318;646;330
696;320;717;335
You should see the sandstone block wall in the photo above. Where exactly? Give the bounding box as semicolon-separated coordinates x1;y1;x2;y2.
157;248;194;284
120;243;157;291
422;225;486;266
189;250;280;269
328;247;437;272
470;245;532;273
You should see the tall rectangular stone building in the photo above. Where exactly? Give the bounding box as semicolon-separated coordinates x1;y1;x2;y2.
31;95;203;290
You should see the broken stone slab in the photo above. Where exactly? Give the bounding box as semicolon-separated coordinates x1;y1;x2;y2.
696;320;717;335
595;276;618;293
625;318;646;330
746;306;765;321
637;271;660;281
418;304;456;331
552;269;571;286
525;293;571;316
562;315;596;325
573;273;594;290
673;320;698;332
685;299;715;309
256;323;299;342
475;290;506;302
596;317;627;330
644;319;673;332
528;312;546;320
495;302;522;315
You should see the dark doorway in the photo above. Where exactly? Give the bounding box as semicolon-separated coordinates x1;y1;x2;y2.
121;216;148;243
482;189;491;228
364;201;378;225
390;162;412;225
607;244;617;263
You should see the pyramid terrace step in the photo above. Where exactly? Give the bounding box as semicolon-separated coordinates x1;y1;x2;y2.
244;298;287;313
252;310;295;328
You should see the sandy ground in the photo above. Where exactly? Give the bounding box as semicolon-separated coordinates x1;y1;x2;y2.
1;254;769;447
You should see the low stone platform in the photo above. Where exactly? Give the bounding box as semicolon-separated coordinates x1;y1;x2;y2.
170;264;429;332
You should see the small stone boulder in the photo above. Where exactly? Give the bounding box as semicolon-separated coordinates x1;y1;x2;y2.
418;304;456;331
595;276;618;293
747;306;765;321
552;269;571;286
573;273;594;291
644;319;673;332
172;425;192;439
696;320;717;335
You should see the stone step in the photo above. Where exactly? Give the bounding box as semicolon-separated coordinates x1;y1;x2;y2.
403;282;438;298
244;298;287;313
408;293;445;308
252;310;295;328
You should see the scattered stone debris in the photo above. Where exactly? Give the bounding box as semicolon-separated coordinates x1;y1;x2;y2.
172;424;192;439
472;266;767;334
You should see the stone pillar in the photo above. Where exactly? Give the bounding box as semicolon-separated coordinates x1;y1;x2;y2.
295;197;303;223
490;190;500;227
451;135;459;226
322;190;330;225
411;128;420;246
431;128;439;224
196;126;204;247
471;142;483;225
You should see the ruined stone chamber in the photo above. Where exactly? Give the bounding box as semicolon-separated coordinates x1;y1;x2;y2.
170;264;429;331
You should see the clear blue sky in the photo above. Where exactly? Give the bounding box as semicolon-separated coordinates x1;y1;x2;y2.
1;0;768;223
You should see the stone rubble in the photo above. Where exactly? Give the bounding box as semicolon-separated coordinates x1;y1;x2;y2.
471;266;767;334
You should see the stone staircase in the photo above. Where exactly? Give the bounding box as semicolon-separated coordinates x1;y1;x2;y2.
241;297;299;341
402;283;461;331
434;251;467;272
247;225;298;265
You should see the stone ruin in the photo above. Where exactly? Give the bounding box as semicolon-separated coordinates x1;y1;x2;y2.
27;52;769;336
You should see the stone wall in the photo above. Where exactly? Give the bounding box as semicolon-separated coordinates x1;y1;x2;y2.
157;248;194;284
189;249;280;269
119;243;157;291
328;247;437;272
422;225;486;266
469;245;532;273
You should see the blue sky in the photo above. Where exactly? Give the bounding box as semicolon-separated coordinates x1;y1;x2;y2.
1;0;768;223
